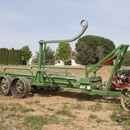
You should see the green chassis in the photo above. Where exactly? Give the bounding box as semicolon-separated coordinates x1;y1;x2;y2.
1;43;129;96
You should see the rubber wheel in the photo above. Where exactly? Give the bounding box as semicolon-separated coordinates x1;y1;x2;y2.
0;76;12;96
11;77;30;99
120;88;130;111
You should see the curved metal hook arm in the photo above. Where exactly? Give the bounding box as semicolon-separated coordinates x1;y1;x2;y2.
68;20;88;42
39;20;88;44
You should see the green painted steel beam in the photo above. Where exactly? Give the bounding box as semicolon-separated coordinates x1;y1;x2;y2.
81;89;121;95
43;43;46;69
39;40;68;44
106;46;126;89
86;44;128;74
38;43;43;69
45;66;85;70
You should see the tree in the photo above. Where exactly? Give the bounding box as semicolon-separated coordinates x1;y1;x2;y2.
45;46;55;65
35;46;55;65
14;50;22;65
0;48;8;64
7;48;22;65
75;42;95;65
122;51;130;66
75;35;115;65
0;47;22;65
7;48;15;65
96;46;105;61
56;42;71;64
21;46;32;65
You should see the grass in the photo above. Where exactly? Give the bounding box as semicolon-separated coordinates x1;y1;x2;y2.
25;100;40;105
47;107;54;111
110;111;130;124
110;111;118;122
23;115;46;130
105;103;122;111
89;114;98;119
0;100;78;130
25;101;34;105
21;107;35;113
0;105;9;111
71;103;85;110
89;114;107;124
87;103;102;112
9;103;22;111
2;109;60;130
56;108;76;118
23;115;60;130
5;113;23;119
34;100;40;105
109;103;130;130
41;104;46;108
96;119;107;123
25;100;46;109
9;103;35;113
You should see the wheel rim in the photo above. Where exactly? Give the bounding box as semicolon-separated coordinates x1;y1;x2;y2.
11;77;30;99
11;78;26;98
0;76;11;96
120;89;130;111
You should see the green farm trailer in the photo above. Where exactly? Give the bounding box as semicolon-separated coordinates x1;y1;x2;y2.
0;20;130;111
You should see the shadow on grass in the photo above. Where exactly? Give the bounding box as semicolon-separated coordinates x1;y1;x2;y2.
29;87;120;104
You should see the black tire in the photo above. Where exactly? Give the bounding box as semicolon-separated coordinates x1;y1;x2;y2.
120;88;130;111
21;77;30;97
0;76;12;96
11;77;30;99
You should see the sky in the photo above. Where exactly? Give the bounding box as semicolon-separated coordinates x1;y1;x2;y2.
0;0;130;55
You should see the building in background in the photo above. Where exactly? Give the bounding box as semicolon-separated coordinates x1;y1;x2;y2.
28;51;81;66
69;51;81;66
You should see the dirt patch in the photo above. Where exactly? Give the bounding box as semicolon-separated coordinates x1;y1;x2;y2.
0;88;129;130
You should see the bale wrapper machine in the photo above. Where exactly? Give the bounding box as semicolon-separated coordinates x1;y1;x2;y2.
0;20;130;111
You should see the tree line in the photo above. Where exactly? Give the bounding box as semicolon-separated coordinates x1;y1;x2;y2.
0;48;22;65
0;35;129;66
0;46;32;65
